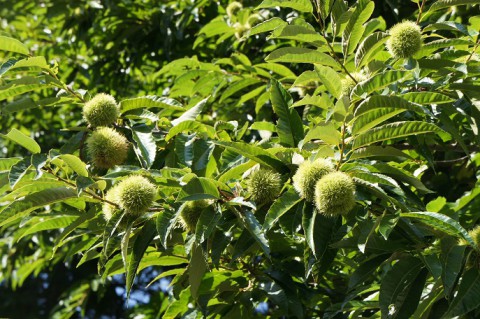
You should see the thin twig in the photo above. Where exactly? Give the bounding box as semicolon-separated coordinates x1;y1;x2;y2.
43;166;120;208
466;37;480;63
416;0;427;24
336;122;347;170
45;69;86;103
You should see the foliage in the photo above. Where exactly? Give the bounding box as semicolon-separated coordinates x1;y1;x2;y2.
1;0;480;318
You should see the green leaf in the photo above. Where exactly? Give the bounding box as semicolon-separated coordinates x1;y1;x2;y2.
315;65;342;99
342;0;375;56
354;95;427;117
195;204;222;244
174;133;195;167
349;146;413;160
400;92;455;105
189;244;208;300
249;17;287;36
401;212;475;246
270;79;304;147
445;268;480;317
264;187;302;231
0;187;78;227
131;128;156;169
303;204;341;259
53;209;96;254
266;47;339;68
1;128;41;153
0;76;54;100
120;96;184;113
165;120;215;142
256;0;313;13
57;154;88;177
270;25;326;46
8;157;31;188
0;56;50;76
352;121;445;150
0;157;21;172
18;215;78;240
428;0;480;12
126;220;156;297
0;36;29;55
220;78;262;103
0;97;67;115
176;177;220;201
441;238;466;297
171;97;209;126
0;181;65;203
243;211;270;257
302;122;342;147
352;108;406;135
355;32;389;67
379;256;427;319
156;208;179;249
213;140;289;173
352;71;409;97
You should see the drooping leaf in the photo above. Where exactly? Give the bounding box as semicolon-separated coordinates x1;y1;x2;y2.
126;220;156;297
379;256;427;319
189;244;208;300
0;36;29;55
8;157;31;189
156;207;180;249
1;128;41;153
131;128;156;169
445;268;480;317
270;79;304;147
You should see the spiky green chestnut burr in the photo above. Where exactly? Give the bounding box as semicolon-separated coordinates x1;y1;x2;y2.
103;185;121;222
179;200;212;232
247;14;263;28
386;21;422;59
86;127;129;169
468;226;480;248
247;169;282;204
292;159;335;202
314;172;356;216
341;72;367;96
114;175;157;217
83;93;119;127
226;1;242;17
